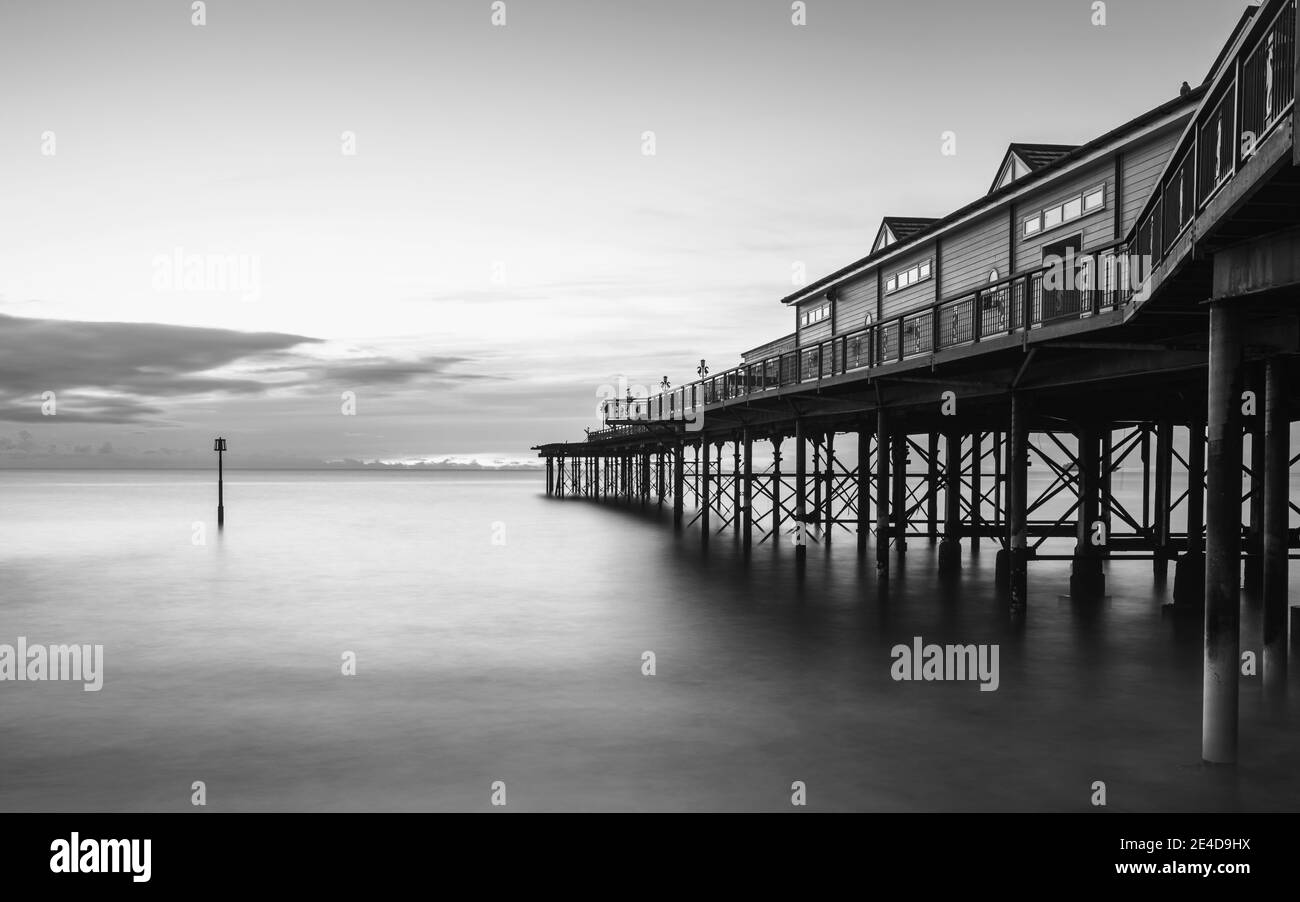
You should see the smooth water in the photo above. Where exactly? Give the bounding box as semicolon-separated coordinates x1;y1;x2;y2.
0;469;1296;812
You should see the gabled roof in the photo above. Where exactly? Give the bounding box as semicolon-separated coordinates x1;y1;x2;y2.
873;216;940;252
781;86;1205;307
990;143;1080;193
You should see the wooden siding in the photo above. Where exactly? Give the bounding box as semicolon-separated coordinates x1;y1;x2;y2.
796;298;833;345
879;245;938;319
1121;131;1180;235
938;212;1010;297
1013;161;1115;269
834;273;878;334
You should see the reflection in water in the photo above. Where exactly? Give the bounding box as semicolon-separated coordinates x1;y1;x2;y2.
0;469;1295;812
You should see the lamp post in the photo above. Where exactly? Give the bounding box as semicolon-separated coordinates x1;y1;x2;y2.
214;437;227;527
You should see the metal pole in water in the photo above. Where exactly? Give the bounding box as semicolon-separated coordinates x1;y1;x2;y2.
214;436;227;527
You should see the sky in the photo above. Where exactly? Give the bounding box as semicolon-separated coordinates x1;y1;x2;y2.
0;0;1252;467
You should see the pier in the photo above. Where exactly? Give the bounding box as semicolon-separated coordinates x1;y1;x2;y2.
535;0;1300;765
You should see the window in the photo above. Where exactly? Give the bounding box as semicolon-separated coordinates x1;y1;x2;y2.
885;258;934;294
1022;183;1107;237
799;302;830;327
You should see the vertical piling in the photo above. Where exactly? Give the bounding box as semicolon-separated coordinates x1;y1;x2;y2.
1008;393;1029;616
742;429;753;553
701;440;711;547
971;432;982;554
1154;419;1173;584
771;436;783;544
673;444;685;529
892;431;908;553
1175;418;1207;607
1203;304;1244;765
733;438;742;538
938;431;961;575
1070;423;1105;600
1262;356;1289;697
876;410;890;579
823;431;835;546
927;433;940;544
1245;372;1266;596
857;420;870;554
795;419;808;564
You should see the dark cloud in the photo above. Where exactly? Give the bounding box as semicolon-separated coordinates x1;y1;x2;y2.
0;314;495;425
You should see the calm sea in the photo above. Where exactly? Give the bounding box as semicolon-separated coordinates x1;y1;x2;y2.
0;469;1295;812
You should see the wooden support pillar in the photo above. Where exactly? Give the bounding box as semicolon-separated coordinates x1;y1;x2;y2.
876;410;890;579
993;430;1002;540
857;421;870;554
733;438;742;537
823;431;835;546
693;444;700;509
673;444;685;529
926;432;940;544
771;436;783;543
1154;419;1173;584
971;432;982;554
938;431;962;575
1008;393;1029;616
1099;429;1112;555
657;448;665;506
546;457;553;496
558;456;566;498
742;430;753;553
1262;356;1289;697
642;451;650;506
811;434;822;539
1245;365;1266;595
700;440;711;547
795;419;808;563
1070;423;1105;600
1203;304;1244;765
1140;426;1151;533
1175;419;1207;607
891;431;907;553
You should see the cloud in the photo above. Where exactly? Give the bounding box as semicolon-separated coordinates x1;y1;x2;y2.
0;314;495;425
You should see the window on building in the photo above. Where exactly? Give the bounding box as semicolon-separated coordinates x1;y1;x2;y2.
885;258;934;294
1022;184;1107;237
799;302;830;327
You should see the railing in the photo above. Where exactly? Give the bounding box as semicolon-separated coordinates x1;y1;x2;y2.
595;242;1138;434
592;0;1296;440
1135;0;1295;270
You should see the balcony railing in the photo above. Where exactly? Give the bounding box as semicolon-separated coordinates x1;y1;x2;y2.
1136;0;1295;269
595;243;1138;434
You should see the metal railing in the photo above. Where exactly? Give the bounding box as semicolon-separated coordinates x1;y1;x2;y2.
596;243;1138;433
1137;0;1295;268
